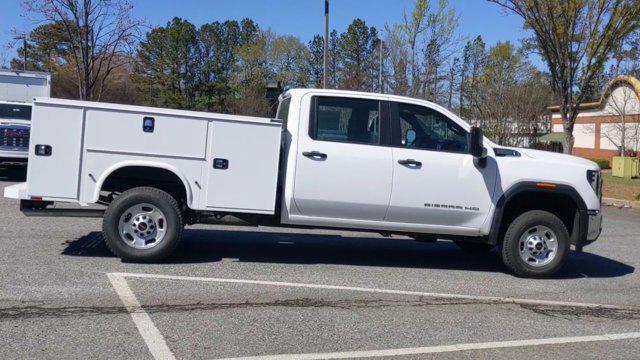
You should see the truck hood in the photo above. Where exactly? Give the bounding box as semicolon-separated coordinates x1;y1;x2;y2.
515;148;599;170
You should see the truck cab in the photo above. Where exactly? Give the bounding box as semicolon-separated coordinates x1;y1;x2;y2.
4;88;602;277
0;70;52;166
0;101;32;166
278;89;600;249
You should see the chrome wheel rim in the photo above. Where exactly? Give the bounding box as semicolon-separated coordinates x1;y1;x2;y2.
518;225;558;267
118;203;167;249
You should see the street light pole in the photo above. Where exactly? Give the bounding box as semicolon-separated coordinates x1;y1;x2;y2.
323;0;329;89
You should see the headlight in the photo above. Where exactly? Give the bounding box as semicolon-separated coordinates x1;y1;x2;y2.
586;170;601;196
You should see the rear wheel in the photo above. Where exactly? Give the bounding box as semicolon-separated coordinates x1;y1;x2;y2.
501;210;569;278
103;187;183;262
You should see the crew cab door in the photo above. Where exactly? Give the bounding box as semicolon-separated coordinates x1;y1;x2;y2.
385;101;496;232
291;96;393;221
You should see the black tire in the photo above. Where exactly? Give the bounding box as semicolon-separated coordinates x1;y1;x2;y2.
501;210;570;278
453;240;495;253
103;187;183;262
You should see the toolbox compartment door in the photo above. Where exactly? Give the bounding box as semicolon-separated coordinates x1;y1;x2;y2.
26;103;84;200
205;120;282;214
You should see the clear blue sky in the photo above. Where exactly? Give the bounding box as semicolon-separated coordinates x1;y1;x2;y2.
0;0;534;67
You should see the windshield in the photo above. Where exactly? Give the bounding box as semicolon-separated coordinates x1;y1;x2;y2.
0;104;32;121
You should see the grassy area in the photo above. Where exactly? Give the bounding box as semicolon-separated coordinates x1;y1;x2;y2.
601;170;640;201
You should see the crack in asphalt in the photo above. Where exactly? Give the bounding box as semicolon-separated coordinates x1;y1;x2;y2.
1;297;639;321
518;304;640;320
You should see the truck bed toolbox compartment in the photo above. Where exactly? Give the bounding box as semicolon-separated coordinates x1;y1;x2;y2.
23;97;282;214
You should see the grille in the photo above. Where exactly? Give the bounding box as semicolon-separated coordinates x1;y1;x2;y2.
0;126;30;150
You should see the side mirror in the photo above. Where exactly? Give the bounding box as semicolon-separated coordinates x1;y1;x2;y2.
469;126;485;158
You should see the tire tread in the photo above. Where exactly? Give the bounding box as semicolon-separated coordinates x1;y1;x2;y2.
102;187;183;262
501;210;569;278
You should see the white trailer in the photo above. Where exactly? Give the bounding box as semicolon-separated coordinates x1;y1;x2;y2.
0;70;51;166
4;89;603;278
0;69;51;102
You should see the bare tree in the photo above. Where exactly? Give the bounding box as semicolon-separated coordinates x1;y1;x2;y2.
601;82;640;155
469;42;552;146
23;0;143;101
402;0;429;97
422;0;459;102
488;0;640;154
386;0;459;101
384;23;410;95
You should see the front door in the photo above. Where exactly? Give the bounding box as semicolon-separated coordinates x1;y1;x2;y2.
385;101;497;231
292;96;393;221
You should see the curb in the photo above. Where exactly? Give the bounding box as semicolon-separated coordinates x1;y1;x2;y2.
602;197;640;209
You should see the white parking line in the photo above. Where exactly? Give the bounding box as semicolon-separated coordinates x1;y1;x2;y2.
107;273;176;360
107;272;640;360
113;272;638;310
216;332;640;360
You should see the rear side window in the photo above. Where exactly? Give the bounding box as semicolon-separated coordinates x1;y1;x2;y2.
312;97;380;145
0;104;32;120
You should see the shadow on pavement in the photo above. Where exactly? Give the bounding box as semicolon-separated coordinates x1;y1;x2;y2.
0;167;27;182
62;228;634;279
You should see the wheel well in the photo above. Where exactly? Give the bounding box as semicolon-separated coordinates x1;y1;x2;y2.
497;191;579;244
101;166;187;205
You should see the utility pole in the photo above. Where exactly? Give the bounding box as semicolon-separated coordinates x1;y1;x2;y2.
378;39;383;93
323;0;329;89
22;37;27;71
14;35;27;71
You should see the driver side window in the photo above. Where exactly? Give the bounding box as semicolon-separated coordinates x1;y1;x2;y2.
393;102;468;153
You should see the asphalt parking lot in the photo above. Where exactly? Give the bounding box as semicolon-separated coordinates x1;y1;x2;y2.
1;167;640;359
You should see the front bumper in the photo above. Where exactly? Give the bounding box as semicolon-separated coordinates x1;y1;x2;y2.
586;210;602;242
0;149;28;166
573;209;602;250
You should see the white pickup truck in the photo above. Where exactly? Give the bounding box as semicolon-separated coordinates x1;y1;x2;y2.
3;89;602;277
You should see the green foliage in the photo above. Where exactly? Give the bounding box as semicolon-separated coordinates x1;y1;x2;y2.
336;19;379;91
196;20;244;112
136;17;198;109
10;21;69;72
459;35;486;118
307;35;324;88
135;17;263;114
591;158;612;170
267;34;310;88
131;15;386;115
461;40;553;146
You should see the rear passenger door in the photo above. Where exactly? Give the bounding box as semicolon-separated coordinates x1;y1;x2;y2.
292;96;393;222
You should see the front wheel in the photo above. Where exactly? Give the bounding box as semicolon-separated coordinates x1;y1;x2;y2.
103;187;183;262
501;210;570;278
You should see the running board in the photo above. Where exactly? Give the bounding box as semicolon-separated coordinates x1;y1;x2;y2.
20;200;105;218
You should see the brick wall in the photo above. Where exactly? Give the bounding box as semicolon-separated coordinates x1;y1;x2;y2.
550;114;640;162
